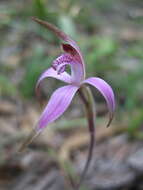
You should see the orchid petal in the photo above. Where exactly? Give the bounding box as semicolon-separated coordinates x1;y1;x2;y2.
83;77;115;127
37;85;79;131
36;67;71;97
32;17;85;82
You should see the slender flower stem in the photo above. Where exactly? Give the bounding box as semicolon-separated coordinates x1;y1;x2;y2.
77;86;96;189
78;132;95;189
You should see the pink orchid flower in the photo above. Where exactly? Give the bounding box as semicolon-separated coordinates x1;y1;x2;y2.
33;18;115;133
20;18;115;188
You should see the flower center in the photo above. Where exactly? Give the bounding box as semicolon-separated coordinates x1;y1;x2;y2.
52;53;74;74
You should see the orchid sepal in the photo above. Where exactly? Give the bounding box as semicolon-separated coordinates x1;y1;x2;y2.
18;128;41;152
19;85;79;151
82;77;115;127
36;85;79;131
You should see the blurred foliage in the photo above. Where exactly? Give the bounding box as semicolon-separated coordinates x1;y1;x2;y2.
84;36;118;75
128;110;143;139
21;46;51;98
58;15;76;38
0;75;16;97
33;0;47;19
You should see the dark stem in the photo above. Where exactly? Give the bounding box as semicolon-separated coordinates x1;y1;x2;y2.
77;132;95;190
78;88;89;107
77;86;96;189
